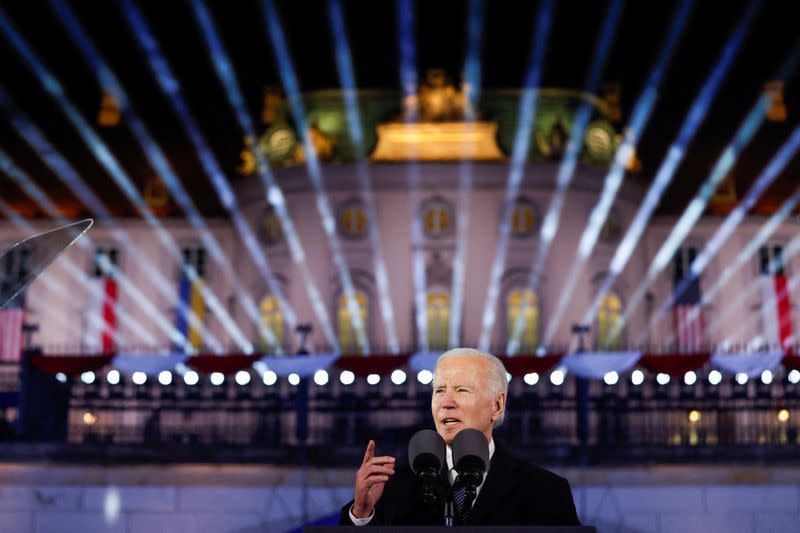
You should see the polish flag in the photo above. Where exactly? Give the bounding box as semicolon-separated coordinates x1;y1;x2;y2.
761;272;793;350
85;277;118;354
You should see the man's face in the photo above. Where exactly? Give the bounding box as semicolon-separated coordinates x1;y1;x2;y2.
431;355;504;445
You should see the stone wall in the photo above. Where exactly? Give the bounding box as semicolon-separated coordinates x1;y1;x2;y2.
0;464;797;533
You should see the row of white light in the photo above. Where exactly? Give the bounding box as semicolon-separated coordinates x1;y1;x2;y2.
72;368;800;387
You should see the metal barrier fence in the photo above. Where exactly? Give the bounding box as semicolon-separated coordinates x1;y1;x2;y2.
44;367;800;466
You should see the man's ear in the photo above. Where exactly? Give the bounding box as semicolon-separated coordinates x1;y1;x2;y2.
492;393;506;421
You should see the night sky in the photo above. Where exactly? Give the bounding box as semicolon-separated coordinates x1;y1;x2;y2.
1;0;798;217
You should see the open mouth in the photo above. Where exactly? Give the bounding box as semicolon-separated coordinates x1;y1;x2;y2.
441;418;461;427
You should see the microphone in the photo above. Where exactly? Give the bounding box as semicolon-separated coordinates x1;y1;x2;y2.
452;428;490;508
408;429;446;504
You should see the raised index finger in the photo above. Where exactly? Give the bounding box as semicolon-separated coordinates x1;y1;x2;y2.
362;440;375;463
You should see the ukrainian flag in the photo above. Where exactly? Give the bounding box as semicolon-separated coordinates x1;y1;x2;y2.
176;274;205;352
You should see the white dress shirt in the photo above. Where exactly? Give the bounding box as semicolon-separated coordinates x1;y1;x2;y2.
350;438;495;526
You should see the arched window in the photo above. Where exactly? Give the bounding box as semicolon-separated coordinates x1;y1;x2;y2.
511;200;537;238
259;296;283;352
422;198;454;238
338;290;368;355
597;292;622;349
261;208;283;247
506;288;538;352
427;289;450;351
338;200;368;239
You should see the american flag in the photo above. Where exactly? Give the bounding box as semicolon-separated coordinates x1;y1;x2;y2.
673;247;704;352
760;245;793;350
0;288;25;363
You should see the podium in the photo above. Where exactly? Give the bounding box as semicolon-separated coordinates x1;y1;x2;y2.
303;526;597;533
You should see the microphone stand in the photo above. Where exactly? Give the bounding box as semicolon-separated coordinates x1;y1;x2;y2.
443;496;454;527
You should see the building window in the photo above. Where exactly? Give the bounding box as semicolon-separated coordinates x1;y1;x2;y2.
181;247;206;277
338;290;368;355
92;247;118;278
260;208;283;247
674;246;698;280
759;245;786;275
259;296;283;352
427;288;450;351
597;292;622;350
422;198;454;238
338;200;368;239
3;243;30;280
506;288;538;352
511;199;537;238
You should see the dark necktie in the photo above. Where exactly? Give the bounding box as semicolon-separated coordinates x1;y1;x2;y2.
452;478;470;524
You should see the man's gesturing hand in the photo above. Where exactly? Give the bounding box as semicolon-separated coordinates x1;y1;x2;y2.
352;440;395;519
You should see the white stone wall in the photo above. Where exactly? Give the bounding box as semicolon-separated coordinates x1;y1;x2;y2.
5;160;800;353
0;464;797;533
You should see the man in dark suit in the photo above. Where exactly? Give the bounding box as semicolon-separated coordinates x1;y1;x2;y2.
340;347;580;526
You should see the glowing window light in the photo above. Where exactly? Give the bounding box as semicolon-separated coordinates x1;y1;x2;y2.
631;370;645;385
656;373;670;385
761;370;773;385
263;370;278;386
210;372;225;386
235;370;251;386
340;370;355;385
778;409;790;423
506;288;539;355
132;372;147;385
788;369;800;384
391;369;407;385
184;371;199;386
550;369;565;386
106;370;120;385
735;372;748;385
82;411;97;425
417;370;433;385
367;374;381;385
288;373;301;386
603;371;619;386
688;410;701;424
157;371;172;386
313;370;329;386
684;371;697;386
708;370;723;385
520;372;537;386
80;371;96;385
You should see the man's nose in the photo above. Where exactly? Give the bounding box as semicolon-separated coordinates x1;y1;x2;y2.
441;391;457;407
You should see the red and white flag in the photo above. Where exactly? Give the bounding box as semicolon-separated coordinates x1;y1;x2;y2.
761;272;793;350
84;277;118;354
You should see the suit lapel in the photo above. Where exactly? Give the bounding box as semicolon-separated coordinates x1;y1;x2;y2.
466;445;516;524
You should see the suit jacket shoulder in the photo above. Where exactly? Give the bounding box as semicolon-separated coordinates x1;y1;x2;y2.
468;445;580;526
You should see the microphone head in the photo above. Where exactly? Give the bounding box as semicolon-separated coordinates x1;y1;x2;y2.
408;429;446;474
452;428;489;475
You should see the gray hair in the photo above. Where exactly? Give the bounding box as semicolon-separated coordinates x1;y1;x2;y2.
434;347;508;427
